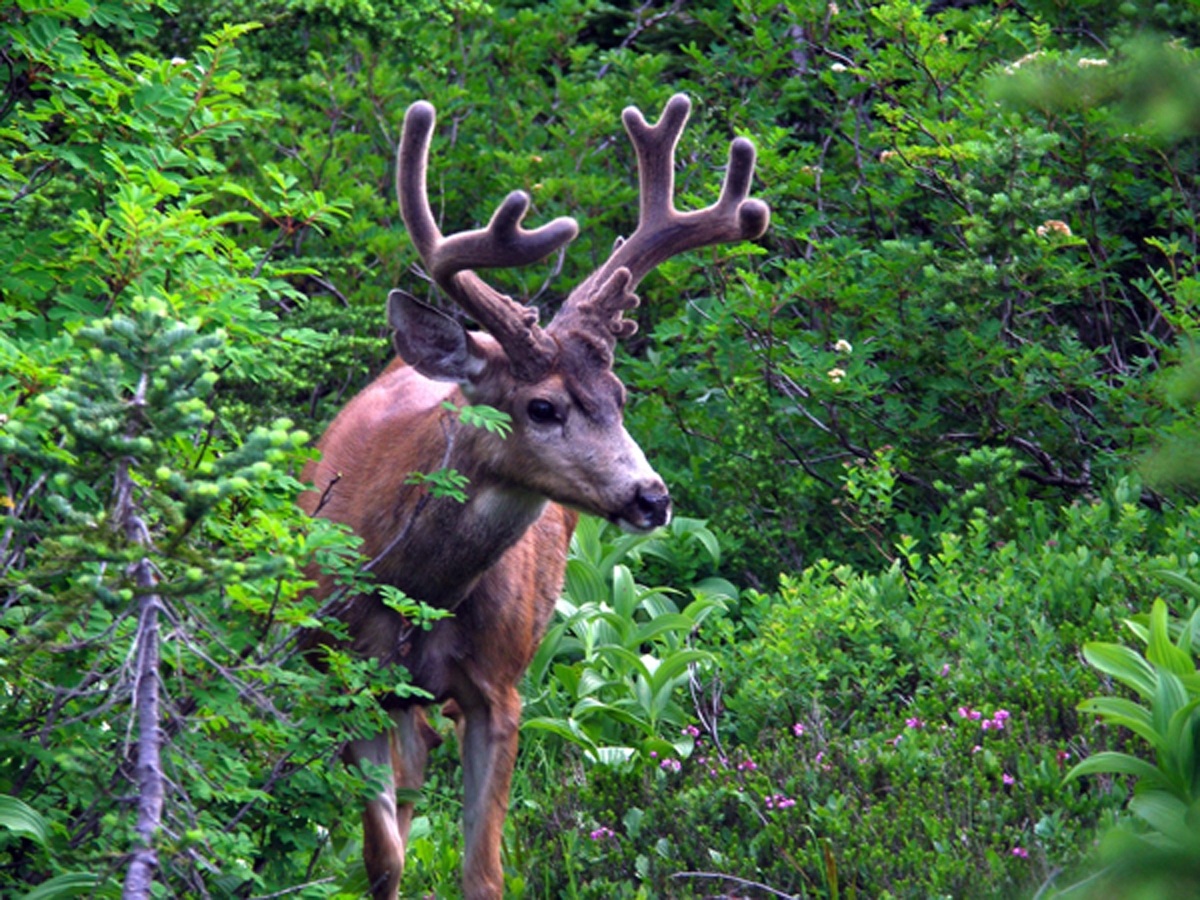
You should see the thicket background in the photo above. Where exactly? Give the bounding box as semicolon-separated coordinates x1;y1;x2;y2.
3;0;1200;897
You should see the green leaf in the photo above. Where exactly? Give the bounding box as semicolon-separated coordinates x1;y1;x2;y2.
551;663;580;698
589;746;636;767
596;608;635;647
1083;642;1159;699
451;402;512;437
569;514;605;565
21;873;114;900
1065;751;1167;787
576;667;612;699
522;716;597;751
0;794;50;845
1154;569;1200;604
1165;699;1200;796
612;564;638;621
648;649;711;696
1147;599;1194;676
1151;669;1190;755
633;613;696;648
404;467;468;503
596;645;650;682
526;621;565;688
564;558;606;606
692;576;739;602
1129;790;1197;847
1077;697;1161;749
572;697;647;732
637;590;681;620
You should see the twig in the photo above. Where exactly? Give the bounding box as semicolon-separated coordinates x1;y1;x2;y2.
309;472;342;517
671;870;797;898
687;668;728;775
596;0;685;79
307;273;351;307
530;245;569;305
1;435;68;576
1007;435;1091;489
115;374;167;898
247;878;338;900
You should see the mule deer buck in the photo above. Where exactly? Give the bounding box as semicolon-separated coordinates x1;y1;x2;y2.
299;94;768;899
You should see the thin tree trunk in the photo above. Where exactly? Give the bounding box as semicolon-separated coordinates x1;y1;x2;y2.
115;437;167;900
122;558;164;900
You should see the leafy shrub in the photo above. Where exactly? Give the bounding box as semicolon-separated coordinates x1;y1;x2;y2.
620;1;1200;578
523;516;736;770
0;8;384;895
1061;585;1200;898
510;480;1200;897
6;0;1200;896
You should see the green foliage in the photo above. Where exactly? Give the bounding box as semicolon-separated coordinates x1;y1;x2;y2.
5;0;1200;896
0;6;387;895
514;482;1200;897
452;401;514;438
1061;589;1200;897
618;0;1200;577
523;516;733;771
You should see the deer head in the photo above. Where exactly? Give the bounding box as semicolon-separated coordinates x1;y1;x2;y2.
388;94;769;533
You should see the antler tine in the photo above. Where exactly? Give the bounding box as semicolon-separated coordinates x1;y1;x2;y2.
397;100;580;379
553;93;770;345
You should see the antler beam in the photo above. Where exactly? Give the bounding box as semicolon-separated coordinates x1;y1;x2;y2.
397;101;580;380
552;94;770;346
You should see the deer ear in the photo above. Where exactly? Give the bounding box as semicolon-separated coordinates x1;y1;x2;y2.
387;290;487;384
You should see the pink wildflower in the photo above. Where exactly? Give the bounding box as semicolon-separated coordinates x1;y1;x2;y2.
1011;846;1028;858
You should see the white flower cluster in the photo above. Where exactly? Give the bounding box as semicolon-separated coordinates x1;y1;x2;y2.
1036;219;1072;238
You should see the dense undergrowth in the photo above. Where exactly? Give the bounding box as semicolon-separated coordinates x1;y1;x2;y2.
3;0;1200;897
502;477;1200;898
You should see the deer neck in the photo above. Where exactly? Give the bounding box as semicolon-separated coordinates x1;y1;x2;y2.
369;406;547;607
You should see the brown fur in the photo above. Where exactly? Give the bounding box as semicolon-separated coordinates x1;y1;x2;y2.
298;348;637;900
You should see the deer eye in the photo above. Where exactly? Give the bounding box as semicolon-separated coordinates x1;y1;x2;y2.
527;399;560;424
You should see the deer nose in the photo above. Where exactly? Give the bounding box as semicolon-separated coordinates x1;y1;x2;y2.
613;482;671;533
634;486;672;528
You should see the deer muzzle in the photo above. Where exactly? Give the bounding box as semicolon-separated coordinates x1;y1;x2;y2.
615;479;672;533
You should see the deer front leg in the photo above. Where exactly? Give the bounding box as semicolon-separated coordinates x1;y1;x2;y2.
345;707;435;900
456;687;522;900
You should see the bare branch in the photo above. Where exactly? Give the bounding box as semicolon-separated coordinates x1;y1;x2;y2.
596;0;685;80
671;869;798;898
